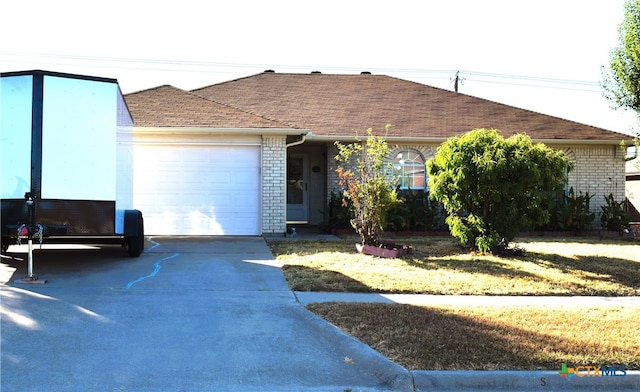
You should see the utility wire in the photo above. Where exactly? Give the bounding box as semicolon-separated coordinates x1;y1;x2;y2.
0;50;455;76
461;70;599;87
0;50;602;93
463;76;601;93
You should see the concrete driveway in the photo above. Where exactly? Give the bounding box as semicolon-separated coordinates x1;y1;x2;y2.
1;237;412;392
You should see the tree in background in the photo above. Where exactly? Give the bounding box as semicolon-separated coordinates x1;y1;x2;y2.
602;0;640;115
427;129;573;253
602;0;640;207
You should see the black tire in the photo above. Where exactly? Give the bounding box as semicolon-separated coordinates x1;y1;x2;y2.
127;214;144;257
1;238;10;253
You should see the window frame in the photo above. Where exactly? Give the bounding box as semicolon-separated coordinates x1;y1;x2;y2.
391;149;427;191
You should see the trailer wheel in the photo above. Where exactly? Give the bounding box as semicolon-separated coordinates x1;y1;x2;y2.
124;210;144;257
1;238;10;253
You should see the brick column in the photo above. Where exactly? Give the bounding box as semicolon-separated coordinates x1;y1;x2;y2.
261;135;286;234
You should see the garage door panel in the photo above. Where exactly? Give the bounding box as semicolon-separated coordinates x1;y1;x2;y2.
134;143;261;235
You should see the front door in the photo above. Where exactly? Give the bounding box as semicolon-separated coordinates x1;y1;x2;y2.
286;155;308;223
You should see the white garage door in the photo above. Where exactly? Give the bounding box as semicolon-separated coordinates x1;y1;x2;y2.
133;142;261;235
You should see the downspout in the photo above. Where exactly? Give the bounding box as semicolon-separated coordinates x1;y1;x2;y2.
285;132;309;148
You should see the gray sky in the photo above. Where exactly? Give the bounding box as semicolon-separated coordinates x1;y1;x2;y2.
1;0;636;135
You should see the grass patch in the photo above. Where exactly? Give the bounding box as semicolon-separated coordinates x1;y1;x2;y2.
271;236;639;371
269;236;640;295
307;303;640;370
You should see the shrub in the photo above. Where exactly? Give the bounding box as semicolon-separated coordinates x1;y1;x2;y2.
558;187;595;232
322;191;354;231
600;193;631;232
386;188;437;232
427;129;572;253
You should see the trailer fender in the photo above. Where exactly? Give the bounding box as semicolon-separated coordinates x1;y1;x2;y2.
124;210;144;257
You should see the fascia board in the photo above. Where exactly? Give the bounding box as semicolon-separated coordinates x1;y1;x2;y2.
305;134;449;143
132;127;310;136
306;134;631;145
535;138;631;145
131;129;632;145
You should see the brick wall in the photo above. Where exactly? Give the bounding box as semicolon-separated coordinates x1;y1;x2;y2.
558;144;627;228
261;135;286;234
326;143;342;200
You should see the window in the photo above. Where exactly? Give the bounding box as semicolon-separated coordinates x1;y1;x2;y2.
392;149;426;190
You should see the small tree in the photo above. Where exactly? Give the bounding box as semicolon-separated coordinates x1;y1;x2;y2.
427;129;573;253
335;126;399;246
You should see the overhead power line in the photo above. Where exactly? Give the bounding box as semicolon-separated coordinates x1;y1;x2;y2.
0;50;602;93
464;76;601;93
461;70;599;87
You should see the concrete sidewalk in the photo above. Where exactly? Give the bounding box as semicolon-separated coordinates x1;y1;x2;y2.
294;291;640;307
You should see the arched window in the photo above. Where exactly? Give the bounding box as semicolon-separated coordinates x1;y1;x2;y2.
392;149;426;190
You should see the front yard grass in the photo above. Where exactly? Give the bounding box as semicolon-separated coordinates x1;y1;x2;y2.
269;236;640;296
267;235;640;370
307;303;640;370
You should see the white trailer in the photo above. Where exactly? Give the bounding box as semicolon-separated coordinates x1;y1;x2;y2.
1;70;144;259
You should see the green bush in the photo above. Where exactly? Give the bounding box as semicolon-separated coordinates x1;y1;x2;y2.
558;187;595;232
600;193;631;233
427;129;572;253
385;188;437;232
535;189;565;231
322;191;354;231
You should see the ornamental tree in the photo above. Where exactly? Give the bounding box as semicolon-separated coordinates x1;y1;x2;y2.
427;128;573;253
335;126;399;246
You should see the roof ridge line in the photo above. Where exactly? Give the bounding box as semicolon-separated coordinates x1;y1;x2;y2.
191;72;266;92
125;84;180;96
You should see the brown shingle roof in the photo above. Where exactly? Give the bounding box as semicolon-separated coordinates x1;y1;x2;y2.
125;85;297;129
192;72;630;142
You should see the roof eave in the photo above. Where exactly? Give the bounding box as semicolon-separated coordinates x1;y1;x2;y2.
534;138;629;145
306;134;629;145
133;126;310;136
306;134;450;143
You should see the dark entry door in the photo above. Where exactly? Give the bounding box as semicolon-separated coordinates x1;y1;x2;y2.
286;155;308;223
